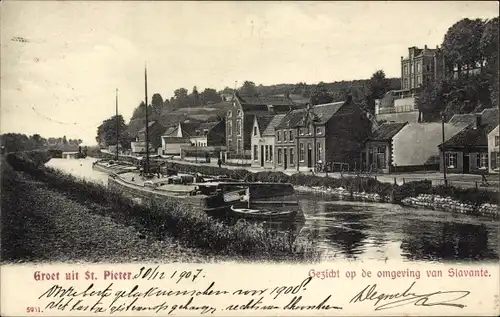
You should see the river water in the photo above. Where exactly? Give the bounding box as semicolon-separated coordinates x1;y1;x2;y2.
46;158;499;262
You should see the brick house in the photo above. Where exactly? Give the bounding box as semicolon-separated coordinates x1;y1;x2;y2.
439;116;499;175
250;114;286;169
274;97;372;172
365;122;408;173
225;92;294;163
488;124;499;174
189;120;226;147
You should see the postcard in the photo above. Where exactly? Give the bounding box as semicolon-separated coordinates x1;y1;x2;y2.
1;1;499;316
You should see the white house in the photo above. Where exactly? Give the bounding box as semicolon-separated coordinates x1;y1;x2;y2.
250;114;286;169
488;124;499;174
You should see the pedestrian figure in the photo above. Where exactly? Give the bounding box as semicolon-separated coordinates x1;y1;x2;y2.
218;158;222;168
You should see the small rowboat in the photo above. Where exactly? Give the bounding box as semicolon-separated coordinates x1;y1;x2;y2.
230;205;298;221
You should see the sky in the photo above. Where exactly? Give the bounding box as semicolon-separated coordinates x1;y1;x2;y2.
1;1;498;145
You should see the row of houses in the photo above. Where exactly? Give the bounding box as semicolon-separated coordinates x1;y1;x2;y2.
121;90;498;175
235;92;499;175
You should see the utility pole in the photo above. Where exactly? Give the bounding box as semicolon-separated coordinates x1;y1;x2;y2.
441;111;448;186
144;64;150;175
115;88;119;161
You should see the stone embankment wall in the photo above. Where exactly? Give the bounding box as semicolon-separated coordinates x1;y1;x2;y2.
401;194;498;217
294;186;498;218
294;186;384;203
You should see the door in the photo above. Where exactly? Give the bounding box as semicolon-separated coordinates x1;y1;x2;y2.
260;146;264;167
307;143;312;168
463;154;470;174
284;150;288;170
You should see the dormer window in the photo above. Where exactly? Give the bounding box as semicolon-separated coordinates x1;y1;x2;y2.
227;110;232;118
299;128;304;135
237;110;242;117
203;129;208;136
316;127;322;135
277;131;281;142
253;126;257;136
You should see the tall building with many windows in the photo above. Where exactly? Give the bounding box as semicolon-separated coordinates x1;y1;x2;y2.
400;45;445;93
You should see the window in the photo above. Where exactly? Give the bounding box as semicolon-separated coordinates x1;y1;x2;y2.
417;76;421;86
404;78;408;89
290;148;295;165
316;127;322;135
236;120;241;136
269;145;273;161
289;130;294;141
416;62;421;73
227;121;232;135
283;131;287;142
277;148;282;165
237;139;241;154
227;111;232;118
445;152;457;168
316;142;322;162
299;143;305;161
265;145;269;161
491;152;500;170
299;128;304;135
495;136;499;146
476;153;488;169
227;139;232;150
277;131;281;142
237;110;242;117
427;63;432;71
253;126;257;136
404;65;408;75
253;145;258;161
411;64;414;73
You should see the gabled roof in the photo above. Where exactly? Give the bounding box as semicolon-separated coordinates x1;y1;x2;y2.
439;125;491;149
254;115;275;135
368;122;408;141
162;125;179;137
276;101;345;129
179;121;199;137
193;121;221;136
235;93;294;114
162;137;192;144
479;108;499;127
138;121;157;133
262;114;287;136
448;114;476;126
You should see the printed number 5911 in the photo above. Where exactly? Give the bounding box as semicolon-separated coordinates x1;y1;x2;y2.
27;307;41;313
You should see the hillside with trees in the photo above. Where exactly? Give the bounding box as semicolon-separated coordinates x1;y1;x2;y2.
95;16;499;146
416;16;499;121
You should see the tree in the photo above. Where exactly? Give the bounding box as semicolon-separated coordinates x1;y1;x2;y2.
188;86;201;107
239;81;258;96
200;88;222;105
151;93;164;119
480;17;499;107
415;80;444;122
442;18;486;76
130;101;153;121
96;115;129;148
364;70;390;113
310;82;333;105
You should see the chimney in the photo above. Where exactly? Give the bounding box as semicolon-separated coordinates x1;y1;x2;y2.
424;45;427;49
474;114;481;129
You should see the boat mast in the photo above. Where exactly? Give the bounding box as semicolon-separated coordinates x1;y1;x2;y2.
144;64;150;174
115;88;119;161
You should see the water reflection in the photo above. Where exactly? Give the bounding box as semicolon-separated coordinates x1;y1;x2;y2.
45;158;499;262
400;221;497;261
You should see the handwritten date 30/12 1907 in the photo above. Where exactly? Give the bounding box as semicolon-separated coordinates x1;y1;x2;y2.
30;266;486;314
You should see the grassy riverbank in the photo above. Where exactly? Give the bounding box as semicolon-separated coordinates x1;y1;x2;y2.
1;153;315;263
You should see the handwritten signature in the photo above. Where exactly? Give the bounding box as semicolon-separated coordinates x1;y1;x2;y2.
350;281;470;311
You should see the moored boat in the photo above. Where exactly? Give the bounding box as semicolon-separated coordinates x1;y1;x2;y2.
107;173;301;222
